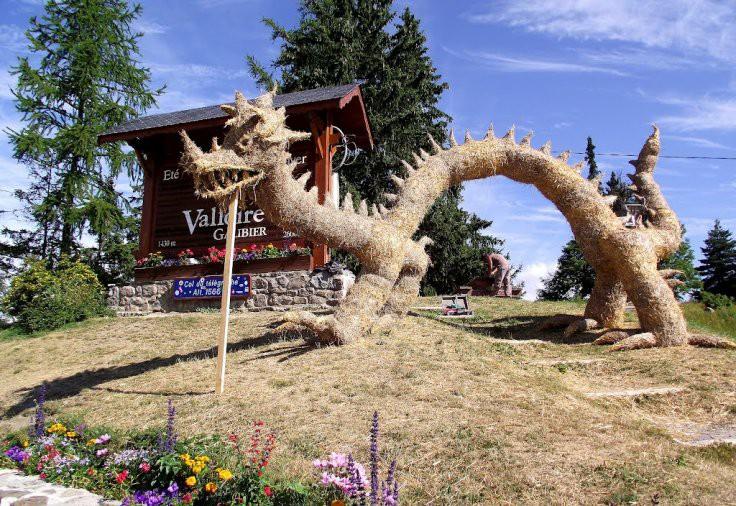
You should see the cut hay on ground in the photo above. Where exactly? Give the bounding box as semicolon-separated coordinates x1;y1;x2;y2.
1;298;735;504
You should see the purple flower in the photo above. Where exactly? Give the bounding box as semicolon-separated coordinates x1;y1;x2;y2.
95;434;111;444
96;448;109;457
370;411;379;506
31;384;47;438
4;446;29;464
132;490;166;506
160;400;177;453
166;482;179;496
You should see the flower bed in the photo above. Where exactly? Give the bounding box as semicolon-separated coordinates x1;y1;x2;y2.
1;387;399;505
136;243;311;269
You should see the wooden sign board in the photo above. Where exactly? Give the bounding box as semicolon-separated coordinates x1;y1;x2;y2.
172;274;251;300
150;149;311;256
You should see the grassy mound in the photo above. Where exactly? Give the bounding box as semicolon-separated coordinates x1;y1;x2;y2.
1;298;735;504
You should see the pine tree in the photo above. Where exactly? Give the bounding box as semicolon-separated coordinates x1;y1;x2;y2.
605;171;630;216
697;220;736;297
585;136;604;193
659;225;702;300
250;1;505;293
537;239;596;300
6;0;161;279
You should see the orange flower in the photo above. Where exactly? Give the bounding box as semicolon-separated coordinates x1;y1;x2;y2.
205;482;217;494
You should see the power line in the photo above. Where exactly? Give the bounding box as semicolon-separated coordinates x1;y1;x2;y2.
564;151;736;161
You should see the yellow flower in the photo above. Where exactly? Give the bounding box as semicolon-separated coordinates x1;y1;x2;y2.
217;468;233;481
205;482;217;494
331;501;346;506
47;422;67;434
87;439;96;446
21;440;29;448
65;431;76;438
185;476;197;487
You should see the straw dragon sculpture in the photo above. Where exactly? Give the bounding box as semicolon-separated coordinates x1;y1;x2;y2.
180;90;734;351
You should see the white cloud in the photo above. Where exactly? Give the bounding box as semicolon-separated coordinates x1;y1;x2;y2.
0;24;26;52
681;217;736;236
665;135;733;150
466;0;736;63
657;96;736;131
148;62;249;80
134;20;169;35
518;261;557;301
579;48;703;70
443;47;626;76
554;122;572;129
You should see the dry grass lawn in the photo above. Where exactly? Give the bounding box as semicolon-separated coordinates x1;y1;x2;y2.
1;298;735;505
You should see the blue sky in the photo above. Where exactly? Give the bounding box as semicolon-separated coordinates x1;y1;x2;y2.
1;0;735;297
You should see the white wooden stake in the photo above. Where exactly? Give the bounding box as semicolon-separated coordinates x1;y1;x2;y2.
215;193;239;394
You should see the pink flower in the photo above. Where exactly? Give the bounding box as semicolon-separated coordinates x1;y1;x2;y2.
139;462;151;473
96;448;108;457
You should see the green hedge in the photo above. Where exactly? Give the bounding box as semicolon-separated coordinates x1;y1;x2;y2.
2;257;110;333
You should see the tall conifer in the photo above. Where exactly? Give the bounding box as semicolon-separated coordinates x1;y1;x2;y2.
250;1;504;293
698;220;736;297
6;0;161;281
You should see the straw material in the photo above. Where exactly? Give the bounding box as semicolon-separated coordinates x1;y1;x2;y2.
180;91;732;350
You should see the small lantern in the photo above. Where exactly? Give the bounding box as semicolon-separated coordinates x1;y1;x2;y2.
622;194;646;228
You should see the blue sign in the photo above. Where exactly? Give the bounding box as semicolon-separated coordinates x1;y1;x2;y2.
173;274;251;300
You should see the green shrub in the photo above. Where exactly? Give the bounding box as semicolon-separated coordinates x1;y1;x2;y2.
2;257;109;333
700;291;735;310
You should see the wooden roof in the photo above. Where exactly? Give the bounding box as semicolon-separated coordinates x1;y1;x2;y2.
98;83;373;147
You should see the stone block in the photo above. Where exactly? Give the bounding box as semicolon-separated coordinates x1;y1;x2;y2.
142;284;156;297
309;295;327;305
121;286;135;297
253;277;268;289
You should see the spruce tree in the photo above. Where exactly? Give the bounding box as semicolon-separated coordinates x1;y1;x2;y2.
605;171;630;216
658;225;702;300
585;136;603;193
6;0;161;279
537;239;595;300
250;1;505;293
697;220;736;297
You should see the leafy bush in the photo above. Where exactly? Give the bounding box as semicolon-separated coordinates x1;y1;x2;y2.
1;257;109;333
700;291;735;310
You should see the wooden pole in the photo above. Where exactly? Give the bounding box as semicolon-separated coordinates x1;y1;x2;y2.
215;192;239;394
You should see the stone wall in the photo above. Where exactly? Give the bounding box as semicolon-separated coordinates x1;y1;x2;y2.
107;269;355;315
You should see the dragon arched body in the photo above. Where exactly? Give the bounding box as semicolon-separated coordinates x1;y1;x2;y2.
180;91;733;351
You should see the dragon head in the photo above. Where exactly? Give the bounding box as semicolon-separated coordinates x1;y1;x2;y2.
179;90;310;208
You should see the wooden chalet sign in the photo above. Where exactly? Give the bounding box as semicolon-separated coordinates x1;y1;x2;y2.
98;83;373;281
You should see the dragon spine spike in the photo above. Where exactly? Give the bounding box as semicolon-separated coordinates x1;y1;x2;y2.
572;161;585;172
449;128;458;147
502;126;516;143
626;173;636;182
418;236;434;248
419;148;430;161
390;174;405;188
628;159;638;168
297;171;311;187
324;195;336;208
180;131;204;158
603;195;618;206
401;159;416;175
384;193;398;203
464;129;473;143
378;204;389;216
412;152;423;166
307;185;318;201
590;174;603;188
427;133;442;153
484;123;495;140
342;193;354;214
628;184;638;191
540;140;552;155
211;137;220;151
520;132;533;147
220;104;236;116
558;150;571;163
370;203;380;217
358;199;368;216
